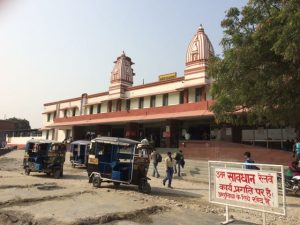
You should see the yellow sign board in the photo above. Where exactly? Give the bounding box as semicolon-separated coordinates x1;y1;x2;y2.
159;72;177;81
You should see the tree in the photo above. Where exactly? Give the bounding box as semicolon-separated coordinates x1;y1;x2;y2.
208;0;300;128
6;117;31;130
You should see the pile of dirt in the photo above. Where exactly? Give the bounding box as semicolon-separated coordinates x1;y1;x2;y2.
0;210;60;225
72;205;169;225
0;183;60;190
0;190;94;209
36;184;65;191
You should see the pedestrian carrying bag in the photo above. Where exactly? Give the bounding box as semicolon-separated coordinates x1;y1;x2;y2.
156;153;162;162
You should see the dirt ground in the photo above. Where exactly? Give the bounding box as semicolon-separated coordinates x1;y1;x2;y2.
0;150;299;225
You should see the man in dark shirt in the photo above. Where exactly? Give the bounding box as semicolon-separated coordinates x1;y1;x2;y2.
244;151;259;170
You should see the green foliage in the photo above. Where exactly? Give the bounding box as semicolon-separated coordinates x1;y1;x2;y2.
6;117;31;130
208;0;300;127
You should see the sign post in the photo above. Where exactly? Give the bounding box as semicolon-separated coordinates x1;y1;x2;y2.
208;161;286;225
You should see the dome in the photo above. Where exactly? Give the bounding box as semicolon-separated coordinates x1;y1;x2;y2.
185;25;214;65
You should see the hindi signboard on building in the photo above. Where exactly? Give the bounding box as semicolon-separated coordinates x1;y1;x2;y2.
158;72;177;81
215;168;278;207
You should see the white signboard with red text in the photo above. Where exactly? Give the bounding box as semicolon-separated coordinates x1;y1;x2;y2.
215;168;278;208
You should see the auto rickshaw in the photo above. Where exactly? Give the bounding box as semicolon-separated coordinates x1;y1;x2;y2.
87;136;152;193
70;140;90;167
23;139;66;178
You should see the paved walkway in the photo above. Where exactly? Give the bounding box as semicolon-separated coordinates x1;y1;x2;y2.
149;149;209;182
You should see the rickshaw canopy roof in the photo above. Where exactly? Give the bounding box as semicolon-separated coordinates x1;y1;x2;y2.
70;140;91;145
26;139;60;145
91;136;139;146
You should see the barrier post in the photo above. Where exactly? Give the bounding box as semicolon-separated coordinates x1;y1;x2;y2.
262;212;266;225
221;204;234;224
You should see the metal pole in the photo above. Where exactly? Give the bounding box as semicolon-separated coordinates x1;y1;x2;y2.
226;204;229;222
281;165;286;216
221;204;234;224
208;162;211;202
262;212;266;225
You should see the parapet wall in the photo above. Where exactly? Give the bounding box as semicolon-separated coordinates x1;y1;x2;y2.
180;140;293;165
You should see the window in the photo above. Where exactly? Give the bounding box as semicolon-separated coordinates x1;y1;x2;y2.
126;99;131;110
195;88;202;102
46;130;49;140
64;109;68;118
116;100;121;111
163;94;168;106
51;129;55;140
89;105;93;115
139;97;144;109
192;53;198;61
47;113;51;122
179;91;184;104
72;108;76;117
108;101;112;112
97;104;101;114
150;96;156;108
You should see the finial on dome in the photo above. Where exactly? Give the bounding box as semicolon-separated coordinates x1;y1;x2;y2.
122;50;126;56
198;24;204;32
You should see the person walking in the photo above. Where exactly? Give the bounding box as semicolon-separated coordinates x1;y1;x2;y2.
174;150;184;176
150;149;161;178
163;152;174;188
293;138;300;161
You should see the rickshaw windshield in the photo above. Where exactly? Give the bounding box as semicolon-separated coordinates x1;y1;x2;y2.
50;144;66;152
26;143;50;155
89;142;107;155
119;145;134;154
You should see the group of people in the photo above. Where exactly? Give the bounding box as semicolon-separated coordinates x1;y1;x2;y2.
148;138;300;189
150;149;185;189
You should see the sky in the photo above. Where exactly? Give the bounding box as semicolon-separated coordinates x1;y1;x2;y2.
0;0;248;128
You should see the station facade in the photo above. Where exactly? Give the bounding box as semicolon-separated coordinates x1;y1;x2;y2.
41;26;295;150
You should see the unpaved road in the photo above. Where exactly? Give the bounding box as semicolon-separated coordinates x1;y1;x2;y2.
0;150;299;225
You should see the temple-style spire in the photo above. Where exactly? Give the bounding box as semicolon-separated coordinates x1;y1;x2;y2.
184;25;214;83
109;52;135;98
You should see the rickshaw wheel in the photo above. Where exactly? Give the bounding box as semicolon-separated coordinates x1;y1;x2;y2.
92;176;101;188
25;167;30;176
113;182;121;188
53;169;61;179
138;181;151;194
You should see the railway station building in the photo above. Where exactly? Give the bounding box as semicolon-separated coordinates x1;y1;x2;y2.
41;26;295;164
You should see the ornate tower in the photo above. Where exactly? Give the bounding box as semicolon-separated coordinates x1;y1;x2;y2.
109;51;135;98
184;25;214;83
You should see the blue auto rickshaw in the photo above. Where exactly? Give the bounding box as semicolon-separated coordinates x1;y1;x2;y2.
70;140;90;167
87;136;152;193
23;139;66;178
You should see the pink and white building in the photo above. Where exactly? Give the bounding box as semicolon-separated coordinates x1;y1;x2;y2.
41;26;295;154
